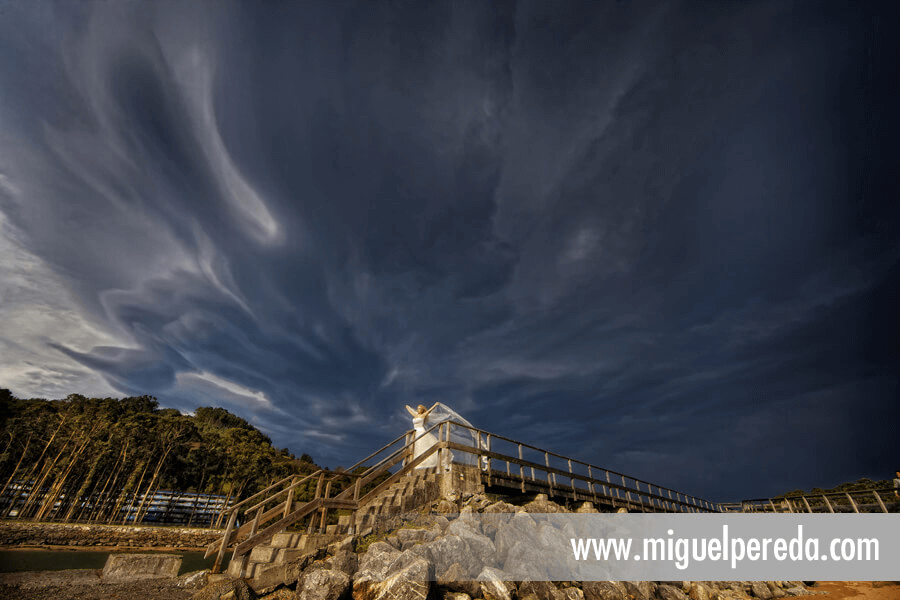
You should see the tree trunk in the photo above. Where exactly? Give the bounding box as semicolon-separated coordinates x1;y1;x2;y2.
118;460;149;524
18;435;73;519
91;440;128;522
131;443;174;525
19;416;66;488
77;461;111;522
186;467;208;527
0;434;31;514
63;450;103;521
35;429;94;521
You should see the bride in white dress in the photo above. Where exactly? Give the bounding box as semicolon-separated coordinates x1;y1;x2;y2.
405;402;479;471
406;403;441;469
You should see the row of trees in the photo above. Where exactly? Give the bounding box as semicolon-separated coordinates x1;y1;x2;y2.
0;389;320;525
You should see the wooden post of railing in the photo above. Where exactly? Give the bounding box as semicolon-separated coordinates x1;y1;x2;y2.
437;423;445;474
402;432;410;467
319;479;333;533
518;444;525;493
486;434;492;481
802;496;813;513
822;495;835;513
284;481;295;519
308;472;325;533
845;492;859;514
872;491;888;513
236;504;264;577
587;466;596;504
251;506;263;536
545;453;552;496
213;508;238;574
568;460;575;500
622;475;633;507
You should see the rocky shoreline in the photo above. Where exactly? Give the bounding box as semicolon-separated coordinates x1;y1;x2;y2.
2;497;895;600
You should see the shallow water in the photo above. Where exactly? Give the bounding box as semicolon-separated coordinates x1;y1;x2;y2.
0;549;232;575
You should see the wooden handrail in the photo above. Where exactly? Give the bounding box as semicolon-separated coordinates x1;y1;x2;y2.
208;417;895;573
224;471;317;515
738;488;895;513
434;420;719;511
442;420;717;510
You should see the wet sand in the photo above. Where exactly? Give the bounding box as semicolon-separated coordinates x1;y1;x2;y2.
812;582;900;599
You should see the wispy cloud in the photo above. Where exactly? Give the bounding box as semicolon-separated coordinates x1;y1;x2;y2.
0;0;895;500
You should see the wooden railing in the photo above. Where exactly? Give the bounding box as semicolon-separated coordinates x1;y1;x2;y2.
204;422;448;572
734;488;896;514
205;420;895;573
442;421;720;513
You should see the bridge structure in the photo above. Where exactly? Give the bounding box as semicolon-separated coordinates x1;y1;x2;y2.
204;419;898;588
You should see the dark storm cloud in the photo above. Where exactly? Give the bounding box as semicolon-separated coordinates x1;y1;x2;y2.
0;0;896;500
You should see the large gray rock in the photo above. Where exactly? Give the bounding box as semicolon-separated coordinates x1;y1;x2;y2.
425;534;478;578
751;581;774;599
437;520;496;576
464;494;493;512
518;580;566;600
296;568;350;600
357;541;401;577
622;580;657;600
352;555;432;600
582;581;628;600
396;527;439;551
437;562;481;598
656;584;690;600
477;567;515;600
191;579;255;600
493;512;539;564
562;587;585;600
687;581;715;600
285;550;326;584
326;550;358;577
482;500;518;513
523;494;566;513
501;539;553;580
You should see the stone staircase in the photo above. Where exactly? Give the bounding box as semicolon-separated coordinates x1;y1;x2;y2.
353;466;441;536
228;466;442;588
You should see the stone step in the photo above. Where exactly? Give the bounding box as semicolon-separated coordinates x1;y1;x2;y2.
249;545;278;563
270;532;299;548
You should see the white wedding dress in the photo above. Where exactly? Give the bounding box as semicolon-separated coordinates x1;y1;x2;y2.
408;403;479;470
411;414;440;469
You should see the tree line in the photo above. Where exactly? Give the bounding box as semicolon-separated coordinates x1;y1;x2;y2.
0;389;322;525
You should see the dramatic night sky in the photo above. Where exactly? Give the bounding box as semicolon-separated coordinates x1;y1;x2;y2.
0;1;896;502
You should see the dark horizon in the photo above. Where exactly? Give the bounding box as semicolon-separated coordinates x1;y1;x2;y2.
0;1;897;503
